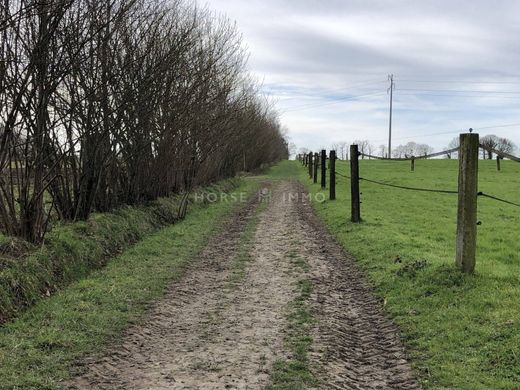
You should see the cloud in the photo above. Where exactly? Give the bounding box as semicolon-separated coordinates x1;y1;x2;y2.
204;0;520;152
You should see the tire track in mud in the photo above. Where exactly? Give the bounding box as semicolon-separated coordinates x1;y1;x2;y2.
67;180;419;390
67;182;302;389
289;182;419;389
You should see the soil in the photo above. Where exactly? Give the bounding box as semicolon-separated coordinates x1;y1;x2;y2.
67;180;419;389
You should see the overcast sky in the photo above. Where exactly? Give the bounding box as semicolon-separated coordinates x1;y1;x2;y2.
205;0;520;154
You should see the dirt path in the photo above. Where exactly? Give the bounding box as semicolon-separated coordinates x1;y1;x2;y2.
291;182;420;389
68;180;419;389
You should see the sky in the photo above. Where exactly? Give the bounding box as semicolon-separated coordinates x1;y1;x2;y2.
204;0;520;155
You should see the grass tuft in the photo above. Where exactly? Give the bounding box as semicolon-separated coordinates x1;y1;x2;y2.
268;246;316;389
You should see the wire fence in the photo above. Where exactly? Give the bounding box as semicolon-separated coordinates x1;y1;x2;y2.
479;144;520;162
478;192;520;208
359;177;459;194
335;174;520;206
298;135;520;274
332;175;520;206
334;171;350;179
302;149;520;208
359;147;459;161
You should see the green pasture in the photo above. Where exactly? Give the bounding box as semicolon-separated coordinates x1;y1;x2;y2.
272;159;520;389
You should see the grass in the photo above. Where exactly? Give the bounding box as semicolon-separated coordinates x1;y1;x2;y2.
268;241;316;389
0;179;240;324
0;178;259;389
269;159;520;389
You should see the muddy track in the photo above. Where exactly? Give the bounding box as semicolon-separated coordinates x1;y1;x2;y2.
290;182;419;389
67;182;301;390
67;180;419;389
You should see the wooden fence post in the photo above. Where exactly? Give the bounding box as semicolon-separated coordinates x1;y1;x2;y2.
329;150;336;200
455;133;479;273
320;149;326;189
308;152;313;178
496;156;501;171
350;145;361;222
411;156;415;172
313;152;318;184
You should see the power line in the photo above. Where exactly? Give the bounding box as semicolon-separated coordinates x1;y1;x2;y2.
398;79;520;85
370;121;520;144
281;91;386;113
371;129;462;143
266;78;386;102
476;122;520;130
397;88;520;95
396;93;520;99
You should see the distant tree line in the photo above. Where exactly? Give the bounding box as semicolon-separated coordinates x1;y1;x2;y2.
390;142;434;159
0;0;288;242
325;140;434;159
322;134;516;161
445;135;516;159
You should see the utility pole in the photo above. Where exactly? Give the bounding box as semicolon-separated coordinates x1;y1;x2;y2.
388;74;394;159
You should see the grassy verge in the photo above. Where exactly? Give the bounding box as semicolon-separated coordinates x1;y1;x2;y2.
0;178;259;389
268;242;316;389
0;179;240;324
269;160;520;389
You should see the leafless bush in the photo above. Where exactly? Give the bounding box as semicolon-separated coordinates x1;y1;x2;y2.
0;0;287;242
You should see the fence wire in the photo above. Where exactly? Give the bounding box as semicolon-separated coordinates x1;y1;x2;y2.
478;144;520;162
478;192;520;208
315;159;520;209
359;147;459;161
359;177;459;194
334;171;350;179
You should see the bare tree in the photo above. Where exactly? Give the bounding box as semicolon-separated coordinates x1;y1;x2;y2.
392;144;406;158
445;137;459;159
496;137;516;155
481;135;499;159
353;139;373;159
481;136;516;159
338;141;349;160
392;142;433;158
298;147;310;155
415;143;434;156
0;0;288;242
379;144;387;158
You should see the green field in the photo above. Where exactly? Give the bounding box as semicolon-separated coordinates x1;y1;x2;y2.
283;158;520;389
